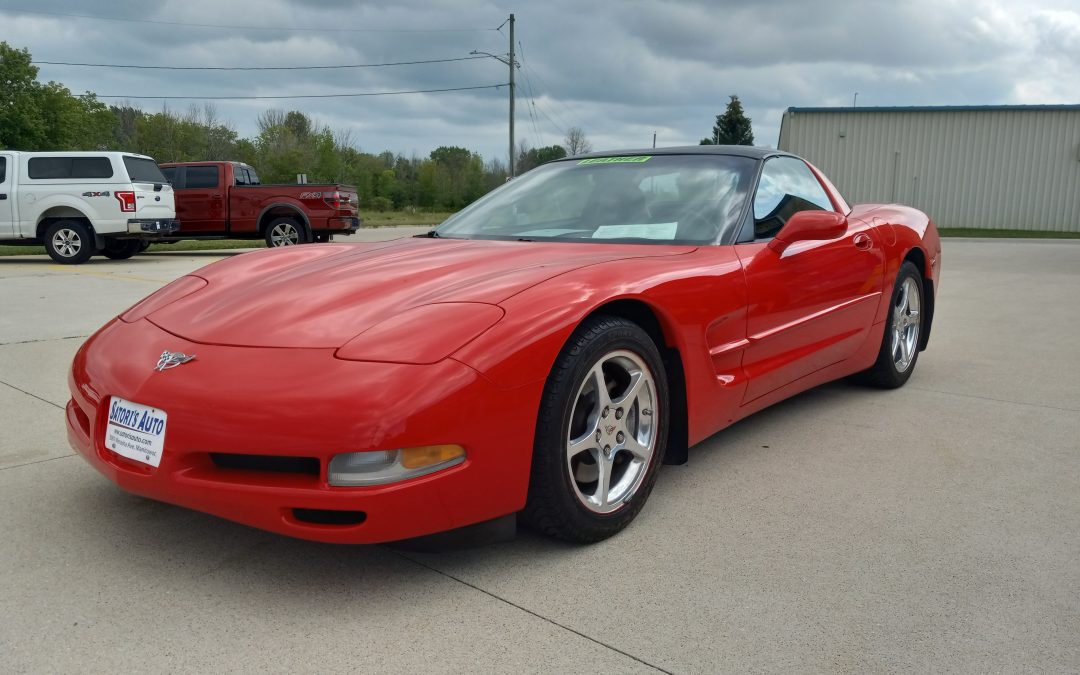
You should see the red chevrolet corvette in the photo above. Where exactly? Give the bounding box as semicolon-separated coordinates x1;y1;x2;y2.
67;146;941;544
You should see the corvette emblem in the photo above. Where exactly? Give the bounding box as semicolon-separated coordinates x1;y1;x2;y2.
155;350;196;371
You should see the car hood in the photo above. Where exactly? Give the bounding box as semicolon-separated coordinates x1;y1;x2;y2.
146;237;691;348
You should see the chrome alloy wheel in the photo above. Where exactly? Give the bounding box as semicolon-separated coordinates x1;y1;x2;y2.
269;222;300;246
892;277;922;372
566;349;658;514
52;228;82;258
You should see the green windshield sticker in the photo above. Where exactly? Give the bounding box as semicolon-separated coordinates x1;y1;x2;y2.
577;156;652;165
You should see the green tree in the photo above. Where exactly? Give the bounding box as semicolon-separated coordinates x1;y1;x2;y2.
516;144;567;173
700;95;755;146
0;42;112;150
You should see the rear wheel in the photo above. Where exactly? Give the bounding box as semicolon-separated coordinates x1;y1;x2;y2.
856;261;924;388
44;220;96;264
264;217;309;248
522;315;668;543
102;239;142;260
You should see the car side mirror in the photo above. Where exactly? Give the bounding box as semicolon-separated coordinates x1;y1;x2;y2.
767;211;848;254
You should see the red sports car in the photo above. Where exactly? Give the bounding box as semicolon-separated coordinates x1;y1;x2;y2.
67;147;941;544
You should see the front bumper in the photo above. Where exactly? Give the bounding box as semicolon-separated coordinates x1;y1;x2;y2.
127;218;180;235
67;318;540;544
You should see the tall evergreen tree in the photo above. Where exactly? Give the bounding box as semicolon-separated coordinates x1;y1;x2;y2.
700;95;755;146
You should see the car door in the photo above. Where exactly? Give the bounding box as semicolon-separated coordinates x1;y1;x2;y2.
0;154;13;237
176;165;226;234
736;156;883;403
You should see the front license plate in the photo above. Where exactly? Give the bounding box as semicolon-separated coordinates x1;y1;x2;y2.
104;397;168;467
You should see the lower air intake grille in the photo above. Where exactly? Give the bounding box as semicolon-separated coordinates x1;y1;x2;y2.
210;453;320;476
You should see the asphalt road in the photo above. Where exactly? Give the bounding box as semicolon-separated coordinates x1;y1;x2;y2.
0;233;1077;673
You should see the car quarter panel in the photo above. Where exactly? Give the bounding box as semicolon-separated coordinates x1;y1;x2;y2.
453;246;752;447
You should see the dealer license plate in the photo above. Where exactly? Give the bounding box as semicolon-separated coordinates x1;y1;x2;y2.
104;397;168;467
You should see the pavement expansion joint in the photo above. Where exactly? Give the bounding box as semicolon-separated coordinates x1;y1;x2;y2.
0;379;65;410
392;549;674;674
0;335;88;347
908;385;1079;413
1;453;77;473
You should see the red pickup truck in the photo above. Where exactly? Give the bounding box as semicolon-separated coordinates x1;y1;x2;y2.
158;161;360;246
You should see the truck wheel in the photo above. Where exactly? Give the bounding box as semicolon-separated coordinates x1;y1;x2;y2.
265;217;309;247
102;239;142;260
138;241;151;252
44;220;96;265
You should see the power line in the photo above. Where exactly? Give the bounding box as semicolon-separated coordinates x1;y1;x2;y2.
84;83;509;101
32;55;489;71
0;7;499;33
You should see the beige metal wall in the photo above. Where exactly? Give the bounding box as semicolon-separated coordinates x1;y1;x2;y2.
777;107;1080;231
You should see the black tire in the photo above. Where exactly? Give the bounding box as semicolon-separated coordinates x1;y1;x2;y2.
138;241;151;252
101;239;142;260
264;217;309;248
521;315;669;543
854;261;925;389
44;220;96;264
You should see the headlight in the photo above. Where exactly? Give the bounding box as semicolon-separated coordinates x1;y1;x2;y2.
327;445;466;486
119;275;207;323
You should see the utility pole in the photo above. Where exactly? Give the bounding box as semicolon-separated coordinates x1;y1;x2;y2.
471;13;517;177
508;14;515;177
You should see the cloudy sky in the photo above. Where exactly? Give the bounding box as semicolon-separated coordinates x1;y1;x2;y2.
2;0;1079;163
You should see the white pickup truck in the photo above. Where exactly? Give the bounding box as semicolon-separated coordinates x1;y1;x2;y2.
0;151;179;264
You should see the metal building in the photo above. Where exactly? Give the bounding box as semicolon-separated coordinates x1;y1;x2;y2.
777;105;1080;232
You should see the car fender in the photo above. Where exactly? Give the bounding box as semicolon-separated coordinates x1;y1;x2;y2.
452;246;750;446
257;200;311;233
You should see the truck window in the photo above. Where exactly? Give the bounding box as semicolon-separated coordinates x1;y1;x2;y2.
160;166;178;184
233;166;250;186
123;156;167;183
28;157;114;179
0;157;5;183
183;166;220;189
246;167;260;185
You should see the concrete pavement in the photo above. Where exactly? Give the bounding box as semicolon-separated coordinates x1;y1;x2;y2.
0;234;1077;673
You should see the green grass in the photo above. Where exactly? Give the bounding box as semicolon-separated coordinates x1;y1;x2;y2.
937;228;1080;239
0;211;456;257
3;220;1075;257
361;210;454;227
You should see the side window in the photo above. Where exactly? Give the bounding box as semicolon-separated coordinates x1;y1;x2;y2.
160;166;178;185
233;166;249;186
245;168;260;185
182;166;219;189
752;157;833;239
28;157;114;179
0;157;6;183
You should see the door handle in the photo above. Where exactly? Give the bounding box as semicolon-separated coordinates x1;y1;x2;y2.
853;233;873;250
0;193;7;200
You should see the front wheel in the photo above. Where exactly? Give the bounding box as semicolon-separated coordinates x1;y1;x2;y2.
101;239;142;260
855;261;924;388
521;315;669;543
44;220;96;264
264;217;309;248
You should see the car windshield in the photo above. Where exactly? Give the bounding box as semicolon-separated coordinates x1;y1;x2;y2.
436;154;756;244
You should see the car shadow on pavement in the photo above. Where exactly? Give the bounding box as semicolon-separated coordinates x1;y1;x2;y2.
60;378;897;588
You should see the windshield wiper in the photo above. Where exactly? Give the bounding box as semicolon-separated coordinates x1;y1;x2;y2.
416;229;440;238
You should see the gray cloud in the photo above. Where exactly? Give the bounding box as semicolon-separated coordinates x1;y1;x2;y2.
1;0;1078;160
